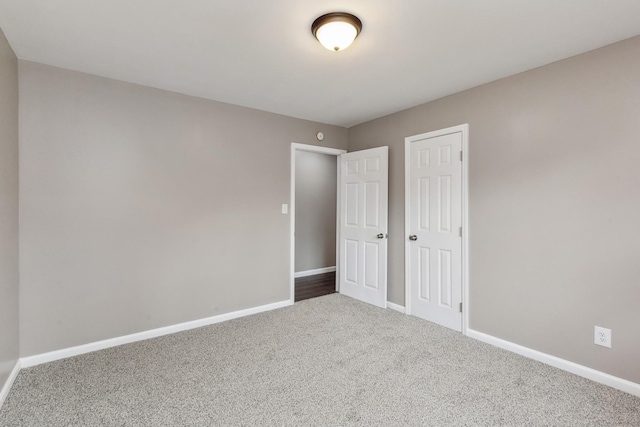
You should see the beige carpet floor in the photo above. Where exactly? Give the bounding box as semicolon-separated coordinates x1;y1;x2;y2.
1;294;638;426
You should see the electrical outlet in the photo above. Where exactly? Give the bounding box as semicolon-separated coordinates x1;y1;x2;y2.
594;326;611;348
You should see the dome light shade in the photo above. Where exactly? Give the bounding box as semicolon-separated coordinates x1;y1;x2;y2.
312;12;362;52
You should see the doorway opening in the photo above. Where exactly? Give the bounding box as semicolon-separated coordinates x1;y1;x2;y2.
290;143;346;304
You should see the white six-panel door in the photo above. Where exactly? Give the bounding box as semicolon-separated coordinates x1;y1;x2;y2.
406;127;465;331
339;147;389;308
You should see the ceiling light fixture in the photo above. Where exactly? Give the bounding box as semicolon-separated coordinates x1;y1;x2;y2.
311;12;362;52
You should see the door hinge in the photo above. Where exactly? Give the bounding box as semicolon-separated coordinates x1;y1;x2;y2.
460;151;463;161
459;226;462;237
459;302;463;313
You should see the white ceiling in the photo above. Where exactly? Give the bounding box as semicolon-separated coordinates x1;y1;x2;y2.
1;1;639;127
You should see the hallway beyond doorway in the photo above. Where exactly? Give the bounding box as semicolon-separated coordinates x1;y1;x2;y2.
295;272;336;302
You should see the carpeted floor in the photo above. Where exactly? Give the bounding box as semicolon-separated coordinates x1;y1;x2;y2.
1;294;639;426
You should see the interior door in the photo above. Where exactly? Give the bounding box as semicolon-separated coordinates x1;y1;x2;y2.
406;128;463;331
339;147;389;308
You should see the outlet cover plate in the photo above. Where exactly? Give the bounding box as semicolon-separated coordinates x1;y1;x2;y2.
594;326;612;348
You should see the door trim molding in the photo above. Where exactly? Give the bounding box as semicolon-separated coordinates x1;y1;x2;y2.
404;124;469;334
387;302;406;314
290;143;346;304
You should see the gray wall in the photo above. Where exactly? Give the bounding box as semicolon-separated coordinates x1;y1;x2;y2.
9;32;640;385
294;151;337;272
349;36;640;383
0;28;20;391
18;61;348;356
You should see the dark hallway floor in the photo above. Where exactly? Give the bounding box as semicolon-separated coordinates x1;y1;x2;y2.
294;271;336;302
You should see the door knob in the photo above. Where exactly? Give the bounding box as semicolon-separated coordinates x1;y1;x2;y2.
377;233;387;239
409;235;418;241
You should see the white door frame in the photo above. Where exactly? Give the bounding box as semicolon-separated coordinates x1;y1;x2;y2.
404;124;470;334
290;143;347;304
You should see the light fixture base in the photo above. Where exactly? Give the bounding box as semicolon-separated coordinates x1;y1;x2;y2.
311;12;362;52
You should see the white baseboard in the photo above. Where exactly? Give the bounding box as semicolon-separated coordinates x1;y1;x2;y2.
294;266;336;278
0;359;21;409
387;302;406;314
467;328;640;398
21;299;292;368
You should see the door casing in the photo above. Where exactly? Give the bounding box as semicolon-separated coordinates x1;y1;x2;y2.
404;124;470;334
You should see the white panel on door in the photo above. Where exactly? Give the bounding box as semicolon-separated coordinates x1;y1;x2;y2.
439;145;452;166
438;175;451;233
419;177;430;231
365;181;380;228
339;147;389;308
419;247;430;301
439;249;452;307
364;242;379;289
346;160;359;175
345;239;358;284
419;148;430;168
345;183;359;227
365;157;380;173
